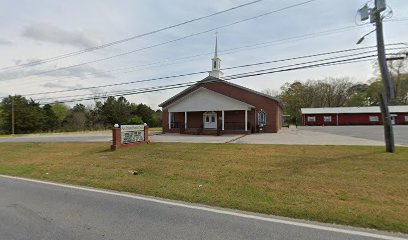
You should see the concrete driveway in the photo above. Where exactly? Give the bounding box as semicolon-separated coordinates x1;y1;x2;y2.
150;133;242;143
232;127;385;146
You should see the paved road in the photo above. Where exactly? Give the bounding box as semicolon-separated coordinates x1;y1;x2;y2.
0;132;112;143
1;176;406;240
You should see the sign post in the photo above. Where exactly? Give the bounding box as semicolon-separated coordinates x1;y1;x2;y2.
111;124;149;151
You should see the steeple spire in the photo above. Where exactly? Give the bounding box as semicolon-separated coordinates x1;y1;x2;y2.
209;34;223;79
214;35;218;58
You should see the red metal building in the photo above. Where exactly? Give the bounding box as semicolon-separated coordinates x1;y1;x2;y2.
301;106;408;126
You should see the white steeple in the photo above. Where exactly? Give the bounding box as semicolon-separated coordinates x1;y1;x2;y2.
208;35;224;79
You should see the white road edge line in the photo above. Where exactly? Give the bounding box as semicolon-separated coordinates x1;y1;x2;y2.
0;174;406;240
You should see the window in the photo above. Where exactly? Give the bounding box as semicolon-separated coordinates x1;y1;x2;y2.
307;116;316;122
206;116;210;122
170;112;176;128
324;116;332;122
170;112;175;123
258;111;266;126
211;116;215;122
213;61;217;69
369;116;379;122
405;116;408;122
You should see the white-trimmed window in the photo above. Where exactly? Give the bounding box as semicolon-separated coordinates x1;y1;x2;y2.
307;116;316;122
324;116;332;122
258;111;267;127
405;116;408;122
369;116;379;122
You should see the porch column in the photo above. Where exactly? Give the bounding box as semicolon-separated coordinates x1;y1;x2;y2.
168;111;171;129
222;110;225;130
185;112;187;128
244;110;248;131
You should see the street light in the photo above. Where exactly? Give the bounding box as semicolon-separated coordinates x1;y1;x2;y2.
356;29;376;45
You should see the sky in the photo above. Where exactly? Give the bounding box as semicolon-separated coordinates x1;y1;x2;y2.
0;0;407;109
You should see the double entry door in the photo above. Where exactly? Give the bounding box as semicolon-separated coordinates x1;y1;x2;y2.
203;112;217;129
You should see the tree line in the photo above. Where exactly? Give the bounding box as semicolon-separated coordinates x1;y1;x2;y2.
266;58;408;123
0;96;162;134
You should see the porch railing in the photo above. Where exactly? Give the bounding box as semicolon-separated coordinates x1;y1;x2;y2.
224;122;251;131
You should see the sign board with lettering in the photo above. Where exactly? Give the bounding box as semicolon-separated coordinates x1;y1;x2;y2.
120;125;145;144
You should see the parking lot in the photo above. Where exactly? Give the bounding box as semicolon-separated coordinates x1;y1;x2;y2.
297;125;408;146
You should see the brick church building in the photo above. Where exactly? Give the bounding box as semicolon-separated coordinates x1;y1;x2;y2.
159;38;283;135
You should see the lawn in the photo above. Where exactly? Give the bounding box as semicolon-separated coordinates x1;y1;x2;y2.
0;142;407;233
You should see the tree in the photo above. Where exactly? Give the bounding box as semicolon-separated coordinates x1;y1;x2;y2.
371;56;408;105
42;104;59;132
0;107;4;134
0;95;44;134
279;77;357;123
62;104;88;131
99;96;132;125
52;103;70;124
261;88;280;97
346;83;370;106
135;103;156;127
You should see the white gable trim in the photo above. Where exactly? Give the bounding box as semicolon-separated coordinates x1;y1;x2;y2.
165;87;254;112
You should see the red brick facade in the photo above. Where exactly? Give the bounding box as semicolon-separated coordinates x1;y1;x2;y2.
160;79;283;134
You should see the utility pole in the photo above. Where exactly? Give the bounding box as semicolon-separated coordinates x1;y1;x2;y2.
358;0;395;153
11;97;15;135
374;5;395;153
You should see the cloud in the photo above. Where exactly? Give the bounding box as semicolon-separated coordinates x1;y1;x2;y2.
22;23;102;48
0;62;112;81
0;38;12;45
43;82;83;90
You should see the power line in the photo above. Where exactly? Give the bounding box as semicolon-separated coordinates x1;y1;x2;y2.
0;22;367;85
3;0;316;81
1;22;399;87
26;52;389;101
38;53;397;105
0;0;263;71
6;44;405;100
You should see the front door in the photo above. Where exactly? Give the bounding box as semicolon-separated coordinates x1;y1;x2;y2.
203;112;217;129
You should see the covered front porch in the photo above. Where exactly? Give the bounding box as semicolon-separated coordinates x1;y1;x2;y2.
164;87;255;135
168;110;253;135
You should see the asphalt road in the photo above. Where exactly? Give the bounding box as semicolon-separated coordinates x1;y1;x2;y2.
1;176;406;240
0;132;112;143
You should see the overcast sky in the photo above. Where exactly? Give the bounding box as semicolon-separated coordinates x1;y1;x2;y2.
0;0;407;108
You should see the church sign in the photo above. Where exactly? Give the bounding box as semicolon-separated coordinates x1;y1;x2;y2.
120;125;145;144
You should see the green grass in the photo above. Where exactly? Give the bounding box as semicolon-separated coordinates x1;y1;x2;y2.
0;142;407;233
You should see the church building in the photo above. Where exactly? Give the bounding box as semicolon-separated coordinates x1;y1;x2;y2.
159;38;283;135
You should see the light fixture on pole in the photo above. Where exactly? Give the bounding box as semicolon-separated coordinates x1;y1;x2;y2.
356;29;376;45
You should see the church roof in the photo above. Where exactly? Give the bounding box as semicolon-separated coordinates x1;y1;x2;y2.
159;76;282;108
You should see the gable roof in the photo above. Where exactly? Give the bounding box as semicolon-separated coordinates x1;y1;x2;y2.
165;87;254;112
159;76;282;107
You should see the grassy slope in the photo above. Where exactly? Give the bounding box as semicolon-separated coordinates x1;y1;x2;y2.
0;142;407;233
